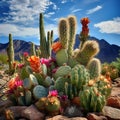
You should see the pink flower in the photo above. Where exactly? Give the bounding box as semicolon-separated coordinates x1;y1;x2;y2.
52;68;58;73
17;63;24;69
23;52;29;57
60;95;68;101
41;58;50;67
49;90;58;97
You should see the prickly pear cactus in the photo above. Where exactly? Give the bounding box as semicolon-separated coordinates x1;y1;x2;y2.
23;78;32;89
56;49;68;66
53;65;71;79
33;85;48;99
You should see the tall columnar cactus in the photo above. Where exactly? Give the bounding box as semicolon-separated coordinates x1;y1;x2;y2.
39;13;48;58
67;15;77;57
59;18;69;49
75;40;99;66
7;33;15;71
47;31;52;57
30;42;36;56
87;58;101;79
50;30;53;44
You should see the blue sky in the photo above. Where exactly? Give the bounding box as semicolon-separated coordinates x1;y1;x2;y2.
0;0;120;46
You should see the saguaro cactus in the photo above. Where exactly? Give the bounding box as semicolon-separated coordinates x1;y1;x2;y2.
39;13;48;58
7;33;15;71
30;42;36;56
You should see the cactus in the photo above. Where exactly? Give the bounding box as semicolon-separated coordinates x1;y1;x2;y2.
23;78;32;89
53;65;71;79
20;66;29;80
87;58;101;79
75;40;100;66
47;31;52;57
59;18;69;49
45;96;61;115
79;86;106;112
70;64;90;90
67;15;77;57
18;90;32;106
33;85;48;99
36;47;41;57
29;74;38;86
50;30;53;44
39;13;48;58
41;64;47;76
56;49;68;66
7;33;15;72
30;42;36;56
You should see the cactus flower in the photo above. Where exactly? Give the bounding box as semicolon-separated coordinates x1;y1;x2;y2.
23;52;29;57
52;41;62;53
49;90;58;97
27;56;41;73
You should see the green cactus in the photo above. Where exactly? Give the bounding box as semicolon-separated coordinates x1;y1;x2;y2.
45;96;61;115
23;78;32;89
59;18;69;49
56;49;68;66
70;64;90;90
18;90;32;106
39;13;48;58
30;42;36;56
7;33;15;72
36;47;41;57
67;15;77;57
50;30;54;45
47;31;52;57
53;65;71;79
79;86;106;112
75;40;100;66
33;85;48;99
29;74;38;86
20;66;29;80
87;58;101;79
41;64;47;76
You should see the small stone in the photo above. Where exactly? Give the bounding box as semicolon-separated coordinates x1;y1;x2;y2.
0;99;13;114
102;106;120;120
46;115;87;120
107;96;120;109
21;105;44;120
87;113;107;120
63;105;83;117
5;106;27;118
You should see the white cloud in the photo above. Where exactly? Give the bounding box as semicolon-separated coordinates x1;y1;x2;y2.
61;0;67;4
5;0;55;23
87;5;102;14
0;24;39;37
71;9;81;13
44;12;55;18
94;17;120;34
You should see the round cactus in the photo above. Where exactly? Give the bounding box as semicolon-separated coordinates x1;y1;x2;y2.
45;96;61;114
23;78;32;89
33;85;48;99
29;74;38;86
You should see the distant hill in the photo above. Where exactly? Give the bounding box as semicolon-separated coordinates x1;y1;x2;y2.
0;35;120;63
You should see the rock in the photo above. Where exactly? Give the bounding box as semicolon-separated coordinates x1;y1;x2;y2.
63;105;83;117
102;106;120;120
46;115;87;120
113;78;120;83
5;106;27;118
0;99;13;114
107;96;120;109
111;87;120;96
21;105;44;120
87;113;107;120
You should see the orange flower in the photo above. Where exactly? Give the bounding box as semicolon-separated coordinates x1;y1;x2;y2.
8;78;16;90
52;41;62;53
27;56;41;73
81;17;90;26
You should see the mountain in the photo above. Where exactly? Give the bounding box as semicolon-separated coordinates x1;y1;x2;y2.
0;35;120;63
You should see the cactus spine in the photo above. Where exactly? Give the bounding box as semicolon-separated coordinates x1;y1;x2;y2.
87;58;101;79
7;33;15;71
67;15;77;57
59;18;69;49
75;40;99;66
30;42;36;56
39;13;48;58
